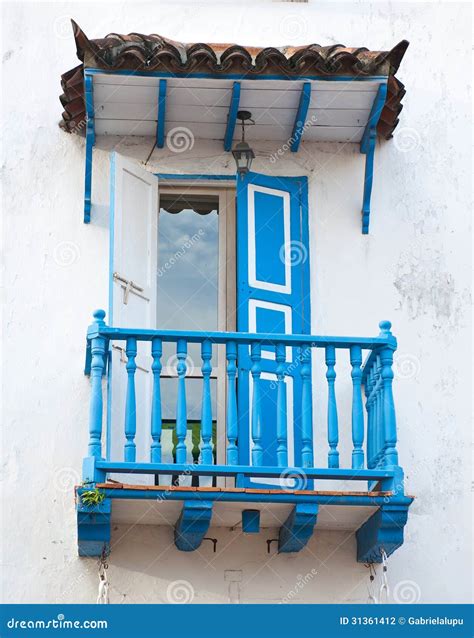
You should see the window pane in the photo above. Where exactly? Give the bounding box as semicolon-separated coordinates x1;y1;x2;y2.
157;200;219;333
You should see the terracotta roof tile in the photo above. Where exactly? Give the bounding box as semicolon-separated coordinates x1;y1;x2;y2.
60;20;408;140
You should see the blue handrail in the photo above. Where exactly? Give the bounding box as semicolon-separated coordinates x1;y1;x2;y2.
87;323;397;350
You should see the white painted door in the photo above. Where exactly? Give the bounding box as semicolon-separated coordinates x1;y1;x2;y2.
108;154;158;484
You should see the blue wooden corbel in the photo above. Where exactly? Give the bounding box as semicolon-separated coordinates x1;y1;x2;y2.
278;503;318;553
360;83;388;234
83;73;95;224
356;503;410;563
242;509;260;534
175;501;213;551
224;82;241;152
291;82;311;152
77;497;111;557
156;79;167;149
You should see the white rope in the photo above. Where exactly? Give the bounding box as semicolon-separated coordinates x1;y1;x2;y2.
379;549;390;603
366;564;378;604
97;562;110;604
97;566;109;604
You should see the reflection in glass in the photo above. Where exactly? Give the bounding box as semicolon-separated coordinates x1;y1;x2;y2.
156;195;220;486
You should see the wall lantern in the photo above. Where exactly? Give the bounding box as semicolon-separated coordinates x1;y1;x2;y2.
232;110;255;177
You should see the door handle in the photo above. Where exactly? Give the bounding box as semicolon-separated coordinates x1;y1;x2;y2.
113;272;150;304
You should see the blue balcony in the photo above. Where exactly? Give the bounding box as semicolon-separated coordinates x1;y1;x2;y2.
78;310;412;561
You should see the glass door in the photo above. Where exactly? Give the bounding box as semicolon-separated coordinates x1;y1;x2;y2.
156;186;235;483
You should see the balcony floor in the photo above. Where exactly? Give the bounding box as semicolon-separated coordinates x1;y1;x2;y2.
97;482;392;532
77;482;413;559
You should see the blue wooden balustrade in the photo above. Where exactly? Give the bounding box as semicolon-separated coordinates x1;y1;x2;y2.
80;310;411;559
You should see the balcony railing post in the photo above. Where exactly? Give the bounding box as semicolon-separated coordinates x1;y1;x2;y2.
325;345;339;468
88;309;107;458
251;342;263;466
374;355;383;465
124;337;137;462
150;337;163;464
200;339;213;465
364;367;375;469
300;344;313;467
226;341;238;465
379;321;398;467
276;342;288;467
350;344;365;469
175;338;188;464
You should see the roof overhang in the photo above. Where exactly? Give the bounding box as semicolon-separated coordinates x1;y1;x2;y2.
83;71;389;145
59;21;409;232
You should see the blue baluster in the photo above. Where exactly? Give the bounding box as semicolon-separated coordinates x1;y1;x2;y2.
374;355;383;465
150;337;162;464
364;367;375;469
276;343;288;467
226;341;238;465
124;337;137;462
175;339;188;465
88;310;107;458
200;339;213;465
350;345;365;470
379;321;398;467
300;345;314;467
325;345;339;468
370;365;379;468
251;342;263;467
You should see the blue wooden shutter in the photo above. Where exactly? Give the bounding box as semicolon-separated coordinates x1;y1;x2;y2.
236;172;311;481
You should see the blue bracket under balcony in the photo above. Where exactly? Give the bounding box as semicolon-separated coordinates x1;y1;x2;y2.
356;504;410;563
175;501;213;551
77;497;111;557
360;83;388;234
278;503;318;552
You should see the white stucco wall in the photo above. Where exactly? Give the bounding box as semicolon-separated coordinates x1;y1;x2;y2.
1;1;471;604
